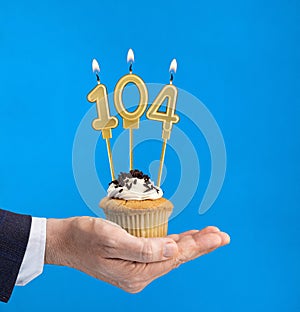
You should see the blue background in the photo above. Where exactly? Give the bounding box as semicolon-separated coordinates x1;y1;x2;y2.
0;0;299;311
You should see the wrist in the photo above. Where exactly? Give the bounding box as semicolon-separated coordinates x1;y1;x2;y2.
45;218;72;266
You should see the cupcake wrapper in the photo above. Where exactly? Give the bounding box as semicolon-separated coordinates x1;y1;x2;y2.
103;208;171;238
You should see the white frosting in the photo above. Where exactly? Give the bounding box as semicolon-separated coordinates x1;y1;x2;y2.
107;176;163;200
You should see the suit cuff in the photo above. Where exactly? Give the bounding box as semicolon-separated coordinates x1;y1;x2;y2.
0;209;31;303
15;217;46;286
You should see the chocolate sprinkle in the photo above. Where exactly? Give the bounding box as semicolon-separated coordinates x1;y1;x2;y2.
109;179;119;186
143;183;156;193
108;169;161;195
108;169;153;187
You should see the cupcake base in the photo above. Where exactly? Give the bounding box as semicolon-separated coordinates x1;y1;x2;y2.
100;197;173;238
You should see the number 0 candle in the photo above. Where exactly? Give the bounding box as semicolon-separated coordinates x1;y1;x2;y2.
114;49;148;170
87;59;118;180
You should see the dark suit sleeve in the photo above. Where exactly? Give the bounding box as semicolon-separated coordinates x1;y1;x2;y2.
0;209;32;303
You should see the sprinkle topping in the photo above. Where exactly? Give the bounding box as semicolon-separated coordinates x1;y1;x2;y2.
107;169;163;200
108;169;160;193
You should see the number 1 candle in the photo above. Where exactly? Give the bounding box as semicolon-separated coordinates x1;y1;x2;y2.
87;59;118;180
146;59;180;186
114;49;148;170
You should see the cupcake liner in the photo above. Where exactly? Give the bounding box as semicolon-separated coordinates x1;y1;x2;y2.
103;206;172;238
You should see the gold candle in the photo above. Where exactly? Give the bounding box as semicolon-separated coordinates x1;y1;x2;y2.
87;59;118;180
146;59;180;186
114;49;148;170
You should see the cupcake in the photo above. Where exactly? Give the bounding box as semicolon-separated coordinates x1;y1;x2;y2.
99;169;173;238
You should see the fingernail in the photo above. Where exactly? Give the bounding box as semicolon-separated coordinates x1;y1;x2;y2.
163;242;177;257
222;232;231;245
207;226;220;232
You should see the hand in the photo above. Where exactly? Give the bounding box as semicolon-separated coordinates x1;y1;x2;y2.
45;217;230;293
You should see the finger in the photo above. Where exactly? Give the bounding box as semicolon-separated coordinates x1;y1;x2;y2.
167;230;199;242
97;219;179;263
136;231;230;287
104;233;179;263
200;226;221;234
176;231;230;263
167;226;220;242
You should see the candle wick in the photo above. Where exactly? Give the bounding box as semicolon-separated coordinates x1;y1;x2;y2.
96;73;100;84
129;63;133;74
170;73;174;84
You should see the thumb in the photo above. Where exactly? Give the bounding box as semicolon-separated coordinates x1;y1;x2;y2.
108;234;178;263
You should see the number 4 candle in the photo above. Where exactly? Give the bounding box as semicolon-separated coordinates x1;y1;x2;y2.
146;59;180;186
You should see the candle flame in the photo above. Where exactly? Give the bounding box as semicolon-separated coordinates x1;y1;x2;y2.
169;58;177;73
92;58;100;73
127;48;134;63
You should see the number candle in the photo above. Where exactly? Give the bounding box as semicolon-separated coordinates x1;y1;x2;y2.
114;49;148;170
146;59;180;186
87;59;118;180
